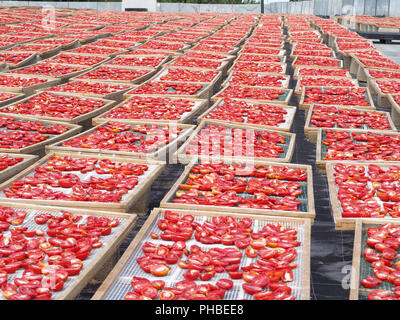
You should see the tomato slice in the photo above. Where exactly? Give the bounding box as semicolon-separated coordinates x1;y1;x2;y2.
140;286;158;299
242;283;262;295
159;290;176;300
149;264;170;277
216;279;233;290
368;289;391;300
245;247;258;258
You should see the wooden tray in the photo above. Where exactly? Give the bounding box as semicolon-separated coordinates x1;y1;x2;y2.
45;79;134;102
46;120;195;162
388;94;400;126
166;55;231;78
293;66;352;81
92;95;209;126
0;91;116;125
92;207;311;300
362;68;400;95
10;63;91;82
1;51;38;69
294;76;359;97
228;61;288;76
236;51;287;64
160;159;315;221
0;202;136;300
237;45;286;57
197;98;296;132
72;65;158;85
350;56;400;82
174;119;296;165
0;113;81;154
149;65;224;95
0;91;26;107
368;79;399;109
46;52;112;69
298;86;375;111
105;54;171;71
0;72;60;95
316;128;400;173
0;151;166;213
211;84;293;105
327;162;400;230
349;219;400;300
124;80;215;101
0;153;38;183
289;49;337;61
291;56;343;71
304;105;397;144
222;71;290;90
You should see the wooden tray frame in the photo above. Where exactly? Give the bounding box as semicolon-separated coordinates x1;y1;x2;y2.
197;98;296;132
72;64;158;85
349;219;400;300
289;49;336;61
11;43;63;59
188;43;240;56
228;61;287;76
92;95;209;126
298;86;375;111
174;119;296;165
92;207;311;300
211;84;293;106
160;159;315;221
10;63;91;82
46;51;112;69
350;56;400;82
0;91;26;107
0;113;82;154
124;79;215;100
0;151;166;213
237;45;286;57
388;94;400;126
0;152;38;183
148;65;224;95
236;51;287;64
66;45;130;58
316;128;400;173
304;104;397;144
0;72;61;95
46;79;134;102
222;70;290;90
138;41;191;54
327;162;400;230
368;79;399;109
291;56;343;71
166;55;231;78
0;91;116;125
105;54;171;71
46;120;195;162
1;51;38;69
0;202;137;300
293;66;352;81
294;76;359;97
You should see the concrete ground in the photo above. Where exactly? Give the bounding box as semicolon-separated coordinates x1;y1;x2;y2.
373;40;400;65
